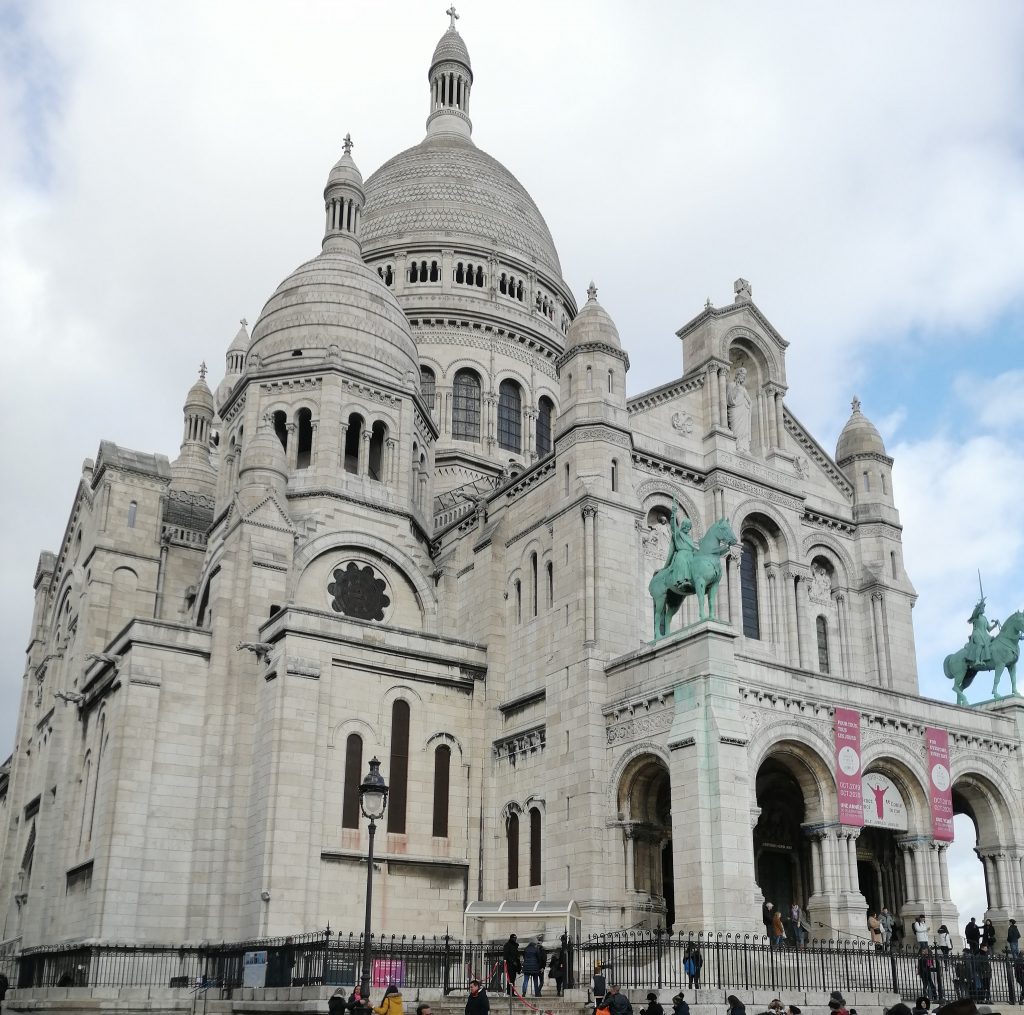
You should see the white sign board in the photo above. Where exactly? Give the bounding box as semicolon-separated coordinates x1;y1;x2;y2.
243;950;268;988
862;773;908;830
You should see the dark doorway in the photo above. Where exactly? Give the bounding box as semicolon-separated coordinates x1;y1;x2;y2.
662;842;675;928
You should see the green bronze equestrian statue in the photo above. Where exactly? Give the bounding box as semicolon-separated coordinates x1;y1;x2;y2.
944;593;1024;705
649;502;738;638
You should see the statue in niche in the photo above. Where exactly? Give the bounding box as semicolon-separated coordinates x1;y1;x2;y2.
808;563;833;605
943;591;1024;704
727;366;753;454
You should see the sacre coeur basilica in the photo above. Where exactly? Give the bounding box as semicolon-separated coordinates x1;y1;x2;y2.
2;12;1023;958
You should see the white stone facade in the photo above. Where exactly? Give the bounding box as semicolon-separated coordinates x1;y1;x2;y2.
1;17;1022;954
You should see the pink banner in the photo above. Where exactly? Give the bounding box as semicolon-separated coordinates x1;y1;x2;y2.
926;727;954;841
834;707;864;826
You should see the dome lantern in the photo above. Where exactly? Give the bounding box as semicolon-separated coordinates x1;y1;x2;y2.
426;7;473;138
323;134;365;253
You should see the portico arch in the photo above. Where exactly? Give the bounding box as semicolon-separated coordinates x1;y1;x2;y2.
616;752;673;929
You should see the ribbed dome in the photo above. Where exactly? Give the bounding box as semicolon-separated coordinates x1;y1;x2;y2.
228;321;250;354
327;149;363;189
249;249;419;385
836;396;887;462
185;375;215;413
565;283;620;350
431;28;471;74
362;133;562;276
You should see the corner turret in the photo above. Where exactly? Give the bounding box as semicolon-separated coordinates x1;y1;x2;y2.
836;396;898;523
170;364;217;495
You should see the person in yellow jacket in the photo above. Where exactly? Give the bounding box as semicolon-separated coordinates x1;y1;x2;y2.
373;984;404;1015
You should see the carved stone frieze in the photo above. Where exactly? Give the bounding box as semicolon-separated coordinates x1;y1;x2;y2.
606;708;673;746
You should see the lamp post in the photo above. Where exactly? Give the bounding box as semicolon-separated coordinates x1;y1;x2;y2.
359;757;388;999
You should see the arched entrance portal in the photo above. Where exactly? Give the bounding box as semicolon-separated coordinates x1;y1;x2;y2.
754;760;811;935
617;754;673;930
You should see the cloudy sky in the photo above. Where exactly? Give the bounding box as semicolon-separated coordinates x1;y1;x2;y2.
2;1;1022;931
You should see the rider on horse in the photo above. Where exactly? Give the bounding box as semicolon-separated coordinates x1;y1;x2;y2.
966;597;1000;669
663;499;697;589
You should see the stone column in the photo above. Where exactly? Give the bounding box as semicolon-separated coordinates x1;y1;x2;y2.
706;364;719;432
901;842;917;904
285;422;298;471
357;427;370;476
764;387;778;450
834;592;852;679
582;505;597;645
624;826;636;892
385;438;397;486
339;421;349;469
774;391;786;448
936;842;951;902
727;548;742;628
871;592;890;687
718;368;728;429
310;420;321;469
808;833;823;897
847;830;860;894
782;570;800;666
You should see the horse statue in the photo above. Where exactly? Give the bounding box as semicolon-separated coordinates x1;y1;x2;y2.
649;517;738;639
943;609;1024;705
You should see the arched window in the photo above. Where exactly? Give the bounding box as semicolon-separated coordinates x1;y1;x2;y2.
432;744;451;837
272;410;288;451
498;379;522;453
384;265;394;286
536;397;554;456
452;370;482;441
342;734;363;829
420;367;436;414
516;281;523;301
611;459;618;492
500;273;508;295
546;561;554;608
368;421;387;481
387;700;410;834
816;616;830;674
863;471;870;492
409;261;419;283
881;472;889;495
475;266;484;287
296;408;313;469
507;812;519;889
740;540;761;639
531;552;539;617
430;260;440;282
344;413;363;474
455;262;465;285
127;501;137;528
564;463;570;496
586;365;593;389
514;579;522;624
529;807;542;886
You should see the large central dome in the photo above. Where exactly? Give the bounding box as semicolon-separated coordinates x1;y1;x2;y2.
361;133;562;277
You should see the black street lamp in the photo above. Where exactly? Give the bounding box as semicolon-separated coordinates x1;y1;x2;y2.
359;757;388;999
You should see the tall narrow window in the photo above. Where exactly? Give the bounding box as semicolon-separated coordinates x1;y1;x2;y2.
536;397;553;456
498;379;522;453
420;367;436;415
514;579;522;624
881;472;889;495
816;616;830;674
740;540;761;639
529;808;542;886
344;413;363;474
342;734;363;829
78;754;92;846
564;463;570;496
368;421;387;481
507;813;519;889
387;700;410;834
127;501;137;528
863;471;870;492
891;551;898;579
546;561;554;608
611;459;618;492
296;409;313;469
453;370;482;441
531;553;538;617
273;410;288;451
432;744;451;837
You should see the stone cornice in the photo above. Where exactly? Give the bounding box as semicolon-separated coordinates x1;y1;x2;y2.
783;409;854;498
675;299;791;351
556;341;630;371
627;373;704;415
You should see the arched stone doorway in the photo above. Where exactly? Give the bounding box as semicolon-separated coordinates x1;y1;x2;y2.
617;753;673;929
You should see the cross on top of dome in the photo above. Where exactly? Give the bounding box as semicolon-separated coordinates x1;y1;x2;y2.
199;361;208;380
851;395;861;413
446;5;459;29
342;133;354;155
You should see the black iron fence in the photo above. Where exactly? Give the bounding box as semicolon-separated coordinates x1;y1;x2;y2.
578;932;1024;1006
10;929;1024;1004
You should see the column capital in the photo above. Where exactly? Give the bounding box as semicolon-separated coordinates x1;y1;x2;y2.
581;504;597;521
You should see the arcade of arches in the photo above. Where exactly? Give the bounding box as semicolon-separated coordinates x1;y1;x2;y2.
614;742;1021;938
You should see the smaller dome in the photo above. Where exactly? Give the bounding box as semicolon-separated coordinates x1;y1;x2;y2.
836;396;887;462
430;27;472;75
565;283;620;351
327;135;363;190
239;419;288;484
228;320;250;355
185;371;215;414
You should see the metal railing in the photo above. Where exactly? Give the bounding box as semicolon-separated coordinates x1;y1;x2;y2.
578;931;1024;1005
11;929;1023;1004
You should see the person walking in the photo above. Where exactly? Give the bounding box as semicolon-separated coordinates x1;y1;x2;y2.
522;938;543;997
965;918;981;953
373;985;404;1015
606;985;633;1015
913;915;930;952
330;989;348;1015
727;995;746;1015
671;992;690;1015
466;979;489;1015
548;949;565;996
1008;918;1021;957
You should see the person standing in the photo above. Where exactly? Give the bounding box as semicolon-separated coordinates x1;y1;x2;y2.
917;949;937;1001
643;992;664;1015
880;908;895;949
976;945;992;1002
502;935;520;995
762;901;774;939
373;985;403;1015
606;985;633;1015
771;911;785;948
981;918;996;952
1008;918;1020;957
466;980;489;1015
727;995;747;1015
790;903;804;947
913;915;930;952
671;992;690;1015
683;945;702;989
965;918;981;953
869;912;883;950
937;925;952;957
548;950;565;996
